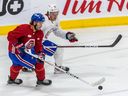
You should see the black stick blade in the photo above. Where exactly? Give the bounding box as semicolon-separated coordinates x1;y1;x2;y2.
98;34;122;47
110;34;122;47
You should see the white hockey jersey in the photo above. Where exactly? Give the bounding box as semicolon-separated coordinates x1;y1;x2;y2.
41;15;67;39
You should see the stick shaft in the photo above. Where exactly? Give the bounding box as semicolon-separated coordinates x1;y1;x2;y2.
44;34;122;48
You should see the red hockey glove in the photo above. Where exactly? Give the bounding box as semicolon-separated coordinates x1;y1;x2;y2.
38;52;45;61
66;32;78;43
37;52;45;64
12;43;24;54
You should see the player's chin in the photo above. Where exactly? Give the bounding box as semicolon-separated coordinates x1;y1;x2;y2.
54;18;57;20
51;18;57;21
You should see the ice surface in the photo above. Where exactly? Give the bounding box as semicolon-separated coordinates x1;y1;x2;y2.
0;26;128;96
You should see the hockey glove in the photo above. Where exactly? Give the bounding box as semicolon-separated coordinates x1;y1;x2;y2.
37;52;45;63
12;43;24;54
66;32;78;43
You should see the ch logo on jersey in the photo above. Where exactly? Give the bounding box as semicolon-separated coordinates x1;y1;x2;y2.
25;39;35;49
0;0;24;16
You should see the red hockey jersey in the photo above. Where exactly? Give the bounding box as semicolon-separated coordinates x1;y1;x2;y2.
7;24;44;54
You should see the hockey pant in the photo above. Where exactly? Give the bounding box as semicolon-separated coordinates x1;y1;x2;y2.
42;40;64;66
9;52;45;80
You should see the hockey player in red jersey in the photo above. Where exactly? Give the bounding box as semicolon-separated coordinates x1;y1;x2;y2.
22;4;78;74
7;13;52;85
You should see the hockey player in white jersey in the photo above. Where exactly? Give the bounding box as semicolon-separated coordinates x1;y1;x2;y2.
42;4;78;74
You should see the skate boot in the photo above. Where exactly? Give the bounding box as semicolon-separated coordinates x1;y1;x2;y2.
36;79;52;86
22;67;34;72
54;64;70;74
7;76;23;85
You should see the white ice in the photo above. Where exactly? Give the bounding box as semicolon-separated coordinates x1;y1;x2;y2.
0;26;128;96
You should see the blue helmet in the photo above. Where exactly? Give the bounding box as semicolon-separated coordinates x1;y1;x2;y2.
31;13;45;22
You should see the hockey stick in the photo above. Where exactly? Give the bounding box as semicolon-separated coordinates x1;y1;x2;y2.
44;34;122;48
25;50;105;87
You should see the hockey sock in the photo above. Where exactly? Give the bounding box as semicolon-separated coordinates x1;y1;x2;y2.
35;63;45;80
10;65;22;80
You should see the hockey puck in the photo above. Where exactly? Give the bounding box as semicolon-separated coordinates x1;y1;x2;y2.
98;85;103;90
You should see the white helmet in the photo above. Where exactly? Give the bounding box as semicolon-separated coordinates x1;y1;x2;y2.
47;4;59;13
